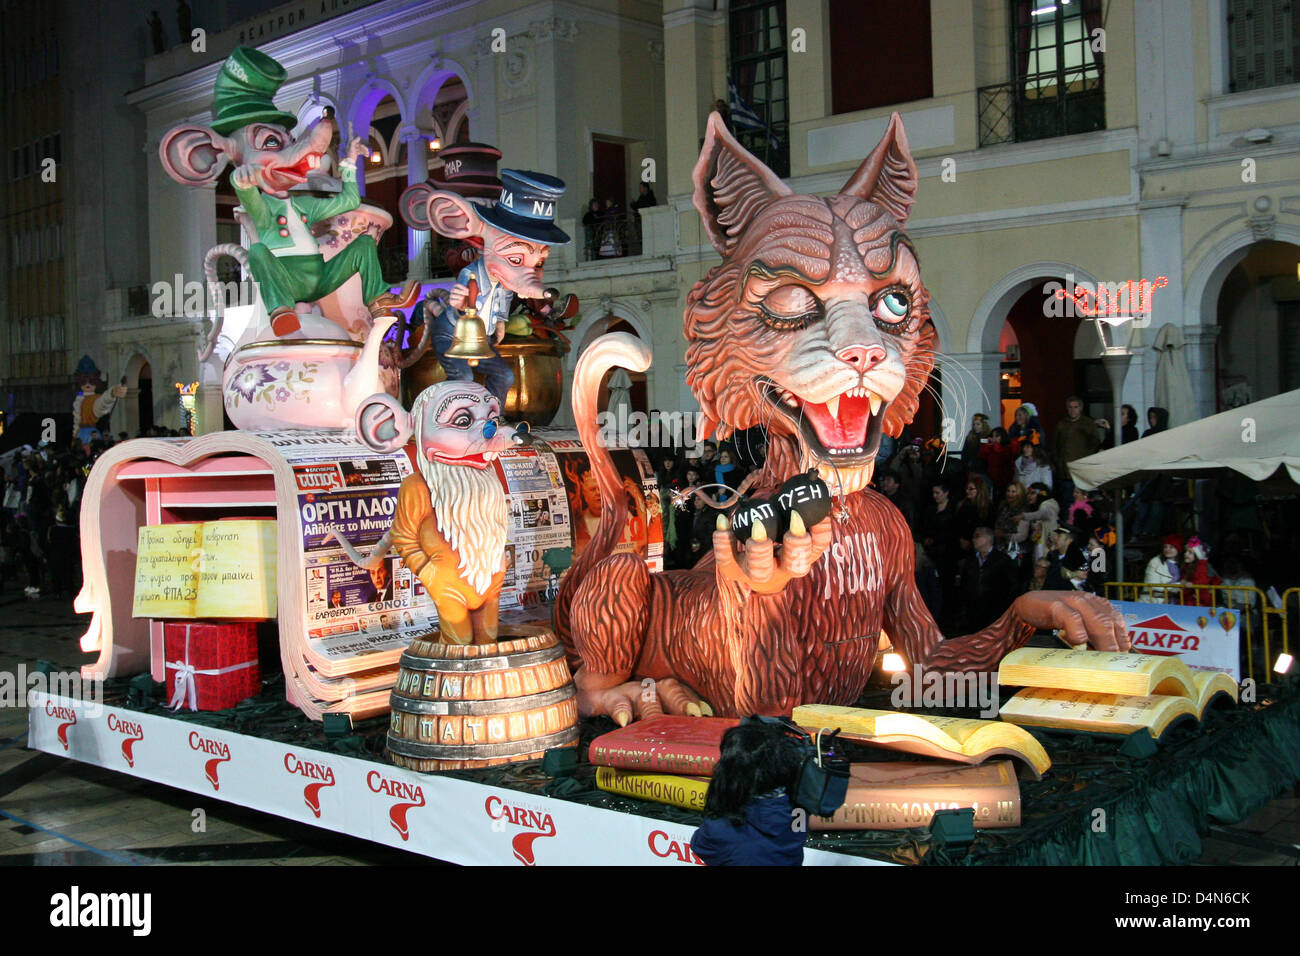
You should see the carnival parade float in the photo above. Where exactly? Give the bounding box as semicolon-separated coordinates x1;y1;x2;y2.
27;47;1300;867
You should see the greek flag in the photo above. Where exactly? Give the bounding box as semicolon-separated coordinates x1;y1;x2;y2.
727;77;782;153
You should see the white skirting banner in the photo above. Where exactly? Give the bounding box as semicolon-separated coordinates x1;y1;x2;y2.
27;693;880;867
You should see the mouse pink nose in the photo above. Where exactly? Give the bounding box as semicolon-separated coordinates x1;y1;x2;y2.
836;344;886;369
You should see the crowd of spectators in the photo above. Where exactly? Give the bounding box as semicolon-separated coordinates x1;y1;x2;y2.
0;425;188;599
647;394;1282;640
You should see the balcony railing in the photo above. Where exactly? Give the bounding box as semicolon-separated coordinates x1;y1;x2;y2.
978;71;1105;147
580;212;645;262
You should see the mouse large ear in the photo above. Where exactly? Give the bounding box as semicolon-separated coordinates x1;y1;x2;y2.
159;125;231;187
399;182;435;230
426;190;483;240
355;393;412;454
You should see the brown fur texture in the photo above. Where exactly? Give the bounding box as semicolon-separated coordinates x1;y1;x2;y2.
554;113;1070;718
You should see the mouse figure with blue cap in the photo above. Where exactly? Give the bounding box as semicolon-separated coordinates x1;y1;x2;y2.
420;169;571;408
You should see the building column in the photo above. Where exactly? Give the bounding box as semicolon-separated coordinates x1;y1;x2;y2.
662;1;726;198
401;124;431;281
1183;323;1221;420
1139;196;1188;423
937;351;1003;448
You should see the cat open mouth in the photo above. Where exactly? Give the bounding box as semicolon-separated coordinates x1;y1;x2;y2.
758;376;887;465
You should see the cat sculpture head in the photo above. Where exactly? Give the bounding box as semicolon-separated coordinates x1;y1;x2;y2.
685;111;937;494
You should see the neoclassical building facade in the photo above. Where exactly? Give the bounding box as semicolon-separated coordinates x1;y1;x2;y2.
105;0;1300;442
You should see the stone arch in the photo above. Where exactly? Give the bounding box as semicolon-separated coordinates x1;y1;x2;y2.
410;60;475;119
966;261;1104;353
568;299;652;371
927;296;955;354
1185;223;1300;324
346;77;408;137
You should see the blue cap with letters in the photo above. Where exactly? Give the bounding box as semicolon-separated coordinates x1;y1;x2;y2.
477;169;571;245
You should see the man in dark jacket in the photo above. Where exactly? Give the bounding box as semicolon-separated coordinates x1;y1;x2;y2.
876;470;916;534
1048;395;1102;501
954;527;1019;632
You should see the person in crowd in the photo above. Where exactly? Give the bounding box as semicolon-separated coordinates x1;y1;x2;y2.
955;474;993;553
1181;536;1221;607
1131;407;1174;539
1042;523;1078;590
1048;395;1103;502
1143;407;1170;438
1008;403;1042;449
994;481;1031;562
914;539;942;622
582;199;603;258
954;527;1019;633
889;440;924;505
631;181;658;220
979;426;1017;492
921;481;960;629
1025;557;1052;593
1013;441;1052;493
1102;404;1141;448
876;470;915;534
960;413;991;475
44;506;80;599
1067;487;1095;530
1050;543;1100;594
1142;534;1183;603
14;514;40;598
691;721;807;866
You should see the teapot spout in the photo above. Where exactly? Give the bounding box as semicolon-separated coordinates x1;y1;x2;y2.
342;316;397;420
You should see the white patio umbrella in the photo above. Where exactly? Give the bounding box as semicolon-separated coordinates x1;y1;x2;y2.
1153;323;1198;427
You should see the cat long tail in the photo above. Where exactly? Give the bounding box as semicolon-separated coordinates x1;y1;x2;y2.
553;333;653;654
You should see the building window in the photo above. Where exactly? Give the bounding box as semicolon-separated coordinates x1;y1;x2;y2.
728;0;789;178
829;0;932;114
979;1;1105;146
1228;0;1300;91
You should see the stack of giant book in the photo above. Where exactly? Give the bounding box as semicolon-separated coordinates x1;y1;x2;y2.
588;715;1023;830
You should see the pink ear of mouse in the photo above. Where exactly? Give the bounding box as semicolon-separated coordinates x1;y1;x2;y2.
354;381;528;468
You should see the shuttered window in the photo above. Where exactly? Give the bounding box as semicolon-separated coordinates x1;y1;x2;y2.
1228;0;1300;91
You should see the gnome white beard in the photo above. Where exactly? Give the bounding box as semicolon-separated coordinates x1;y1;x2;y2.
416;454;508;595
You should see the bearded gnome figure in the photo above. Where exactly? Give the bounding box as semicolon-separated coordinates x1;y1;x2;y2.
554;112;1130;724
352;382;531;644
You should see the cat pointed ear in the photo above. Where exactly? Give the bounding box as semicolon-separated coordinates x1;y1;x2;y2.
692;111;792;257
839;112;918;225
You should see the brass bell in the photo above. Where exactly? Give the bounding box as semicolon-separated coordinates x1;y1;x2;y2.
446;313;494;366
445;276;495;366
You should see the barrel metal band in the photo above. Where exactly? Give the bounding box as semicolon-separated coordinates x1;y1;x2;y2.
389;683;575;716
398;645;561;672
387;725;580;761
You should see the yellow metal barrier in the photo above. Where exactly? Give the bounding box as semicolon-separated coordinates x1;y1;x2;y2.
1102;581;1286;686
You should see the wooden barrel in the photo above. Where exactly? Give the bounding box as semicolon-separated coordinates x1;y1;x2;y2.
387;624;579;772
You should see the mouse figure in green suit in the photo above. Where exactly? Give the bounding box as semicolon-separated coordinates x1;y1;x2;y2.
160;46;410;337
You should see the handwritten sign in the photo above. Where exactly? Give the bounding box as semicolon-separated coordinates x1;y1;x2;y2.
133;521;278;619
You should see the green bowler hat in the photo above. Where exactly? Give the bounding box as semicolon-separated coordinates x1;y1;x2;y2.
211;46;299;136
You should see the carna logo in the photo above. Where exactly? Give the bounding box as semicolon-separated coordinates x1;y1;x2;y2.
648;829;705;865
367;770;425;841
46;700;77;751
188;731;231;791
106;713;145;767
484;794;557;865
284;752;336;818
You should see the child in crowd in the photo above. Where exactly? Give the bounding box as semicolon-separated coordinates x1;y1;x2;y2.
691;721;807;866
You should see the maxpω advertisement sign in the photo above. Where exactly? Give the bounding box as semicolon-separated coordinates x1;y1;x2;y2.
1111;602;1241;681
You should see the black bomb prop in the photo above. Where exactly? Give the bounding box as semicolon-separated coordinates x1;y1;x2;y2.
729;470;832;543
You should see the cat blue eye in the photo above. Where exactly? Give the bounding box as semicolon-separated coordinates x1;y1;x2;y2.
882;291;908;316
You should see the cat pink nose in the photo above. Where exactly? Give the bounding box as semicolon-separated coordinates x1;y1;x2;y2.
836;345;886;369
